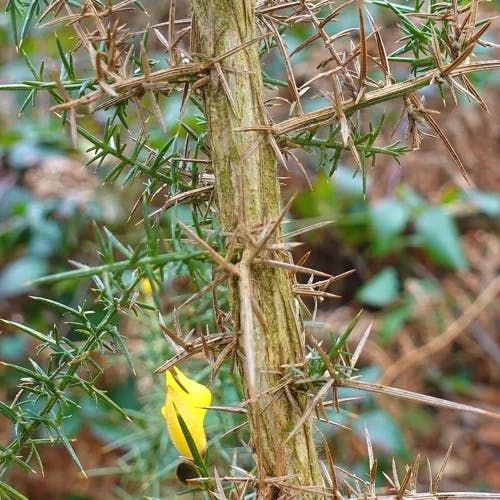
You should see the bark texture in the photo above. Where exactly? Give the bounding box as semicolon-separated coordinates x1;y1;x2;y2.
190;1;322;497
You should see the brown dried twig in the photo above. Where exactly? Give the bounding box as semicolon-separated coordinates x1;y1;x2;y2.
381;275;500;385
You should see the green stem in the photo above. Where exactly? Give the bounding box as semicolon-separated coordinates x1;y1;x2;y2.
30;251;207;285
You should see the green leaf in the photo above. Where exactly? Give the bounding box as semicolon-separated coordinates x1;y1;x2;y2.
29;251;207;286
19;0;42;48
357;267;399;308
329;310;363;360
29;220;62;257
293;174;336;218
1;320;57;349
29;296;83;317
61;406;83;438
334;165;367;198
174;405;209;478
396;185;426;211
0;335;28;362
0;480;29;500
0;186;31;221
370;198;408;255
0;401;18;423
1;362;39;380
0;256;48;299
51;423;86;476
85;415;126;445
353;410;407;456
108;377;140;412
467;191;500;217
78;381;131;422
109;329;136;376
378;301;412;343
415;208;467;270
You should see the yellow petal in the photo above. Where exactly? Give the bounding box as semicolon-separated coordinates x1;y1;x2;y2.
162;367;211;458
139;277;153;297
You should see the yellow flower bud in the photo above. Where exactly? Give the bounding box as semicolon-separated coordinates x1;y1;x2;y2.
161;367;211;459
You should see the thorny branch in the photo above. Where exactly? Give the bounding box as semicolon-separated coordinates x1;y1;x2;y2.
3;0;499;497
35;0;498;183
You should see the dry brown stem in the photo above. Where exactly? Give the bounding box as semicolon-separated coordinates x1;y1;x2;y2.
381;275;500;385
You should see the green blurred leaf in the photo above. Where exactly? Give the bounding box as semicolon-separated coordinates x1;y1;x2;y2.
0;187;32;222
467;191;500;217
0;335;28;361
378;300;412;343
370;198;409;255
29;220;63;257
109;377;140;412
0;256;48;299
396;184;426;211
428;369;473;396
336;210;371;246
415;208;467;270
439;187;462;204
357;267;399;308
61;406;83;438
293;174;336;218
353;410;407;456
81;397;127;444
334;165;367;198
0;480;29;500
404;407;435;437
7;142;44;170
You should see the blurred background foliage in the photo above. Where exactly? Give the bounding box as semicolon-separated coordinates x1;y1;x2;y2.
0;0;499;498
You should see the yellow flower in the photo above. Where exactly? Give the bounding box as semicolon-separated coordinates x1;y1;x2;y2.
139;277;153;298
161;367;211;459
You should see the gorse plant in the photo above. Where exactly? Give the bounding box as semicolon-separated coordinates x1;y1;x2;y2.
0;0;499;498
